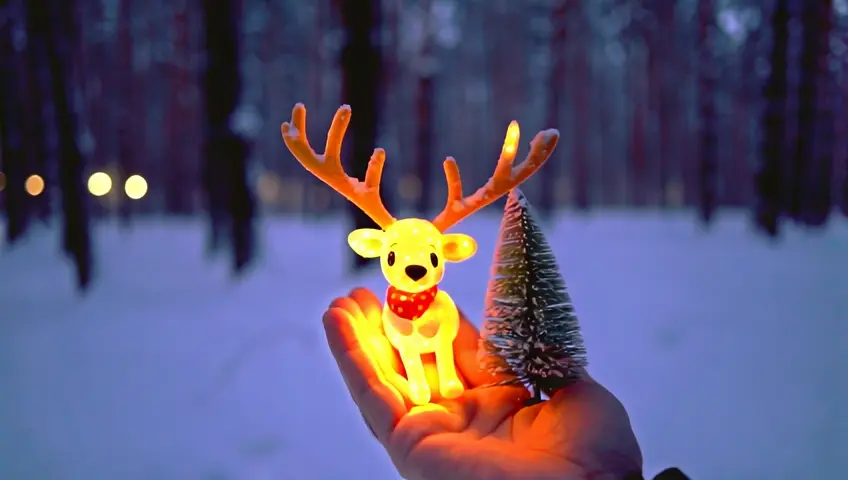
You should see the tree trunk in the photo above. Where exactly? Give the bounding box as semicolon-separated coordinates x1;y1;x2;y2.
38;0;93;290
414;73;434;216
1;5;32;243
202;0;255;272
697;0;718;224
339;0;386;270
571;15;590;211
627;68;647;206
165;6;193;215
412;1;434;217
0;10;30;243
116;0;135;224
646;0;677;207
792;0;833;226
757;0;791;236
539;0;566;215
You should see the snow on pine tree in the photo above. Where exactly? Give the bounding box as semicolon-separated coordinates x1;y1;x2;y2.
479;188;587;404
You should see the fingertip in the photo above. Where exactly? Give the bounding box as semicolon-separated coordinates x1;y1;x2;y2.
349;287;383;327
323;306;353;350
348;286;379;302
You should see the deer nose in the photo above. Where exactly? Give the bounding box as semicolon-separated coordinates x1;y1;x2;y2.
404;265;428;281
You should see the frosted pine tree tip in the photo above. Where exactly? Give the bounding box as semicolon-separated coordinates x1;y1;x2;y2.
480;188;587;402
508;188;531;208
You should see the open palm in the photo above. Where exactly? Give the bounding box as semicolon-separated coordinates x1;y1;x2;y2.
324;288;642;480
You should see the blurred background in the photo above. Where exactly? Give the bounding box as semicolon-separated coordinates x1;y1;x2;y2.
1;0;846;479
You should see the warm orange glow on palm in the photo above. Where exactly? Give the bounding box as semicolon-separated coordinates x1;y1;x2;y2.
282;103;559;405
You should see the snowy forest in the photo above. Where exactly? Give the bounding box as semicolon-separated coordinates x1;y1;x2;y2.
1;0;847;288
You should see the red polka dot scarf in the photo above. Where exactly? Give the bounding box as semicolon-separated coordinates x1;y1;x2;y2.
385;285;439;320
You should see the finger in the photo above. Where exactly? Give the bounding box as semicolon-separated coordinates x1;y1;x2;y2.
346;289;404;375
329;296;408;391
324;307;406;444
330;295;364;322
453;309;524;388
348;287;384;331
291;103;308;145
325;105;351;160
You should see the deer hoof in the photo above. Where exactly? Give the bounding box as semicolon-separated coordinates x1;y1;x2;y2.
408;384;432;405
440;378;464;399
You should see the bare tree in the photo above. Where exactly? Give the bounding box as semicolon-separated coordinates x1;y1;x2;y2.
412;1;435;216
757;0;791;236
792;0;833;226
165;5;193;215
697;0;717;223
37;0;93;289
338;0;387;270
116;0;135;223
202;0;255;272
0;1;30;243
644;0;677;207
571;4;590;210
538;0;566;215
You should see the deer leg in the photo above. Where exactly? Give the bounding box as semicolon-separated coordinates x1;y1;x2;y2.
434;340;464;399
398;348;430;405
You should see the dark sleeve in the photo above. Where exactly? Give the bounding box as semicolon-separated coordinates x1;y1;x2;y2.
624;467;691;480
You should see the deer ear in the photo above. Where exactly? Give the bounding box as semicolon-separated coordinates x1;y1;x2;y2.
348;229;386;258
442;233;477;262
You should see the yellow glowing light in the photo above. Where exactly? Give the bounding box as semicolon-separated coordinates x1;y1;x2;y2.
398;174;422;202
502;121;520;156
124;175;148;199
0;172;6;192
347;218;477;405
282;103;557;406
87;172;113;196
257;171;282;205
25;175;44;196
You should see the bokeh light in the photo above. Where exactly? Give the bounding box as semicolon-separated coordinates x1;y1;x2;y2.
256;171;282;205
124;175;148;200
87;172;113;196
25;174;45;196
398;174;422;203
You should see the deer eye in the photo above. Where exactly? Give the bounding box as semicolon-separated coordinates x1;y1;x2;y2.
430;252;439;267
387;251;396;266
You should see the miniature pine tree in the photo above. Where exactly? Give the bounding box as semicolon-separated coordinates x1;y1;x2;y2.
479;188;587;404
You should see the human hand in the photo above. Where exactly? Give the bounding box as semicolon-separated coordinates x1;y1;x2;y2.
323;287;643;480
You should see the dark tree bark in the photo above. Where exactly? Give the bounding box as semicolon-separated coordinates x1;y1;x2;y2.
35;0;93;290
21;2;50;221
414;73;434;216
792;0;833;226
339;0;386;270
697;0;718;224
539;0;567;215
645;0;677;207
757;0;791;236
165;6;193;215
202;0;255;272
116;0;135;224
412;0;434;217
571;12;590;211
627;85;647;206
0;6;30;243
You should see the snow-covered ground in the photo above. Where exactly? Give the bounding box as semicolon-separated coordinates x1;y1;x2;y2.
0;211;845;480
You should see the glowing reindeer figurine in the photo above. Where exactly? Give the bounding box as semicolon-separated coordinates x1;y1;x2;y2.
281;103;559;405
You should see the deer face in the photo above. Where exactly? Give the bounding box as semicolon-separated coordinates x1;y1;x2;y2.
348;218;477;293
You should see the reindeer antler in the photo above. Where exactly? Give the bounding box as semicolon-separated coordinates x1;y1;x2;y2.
432;121;559;232
281;103;396;229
